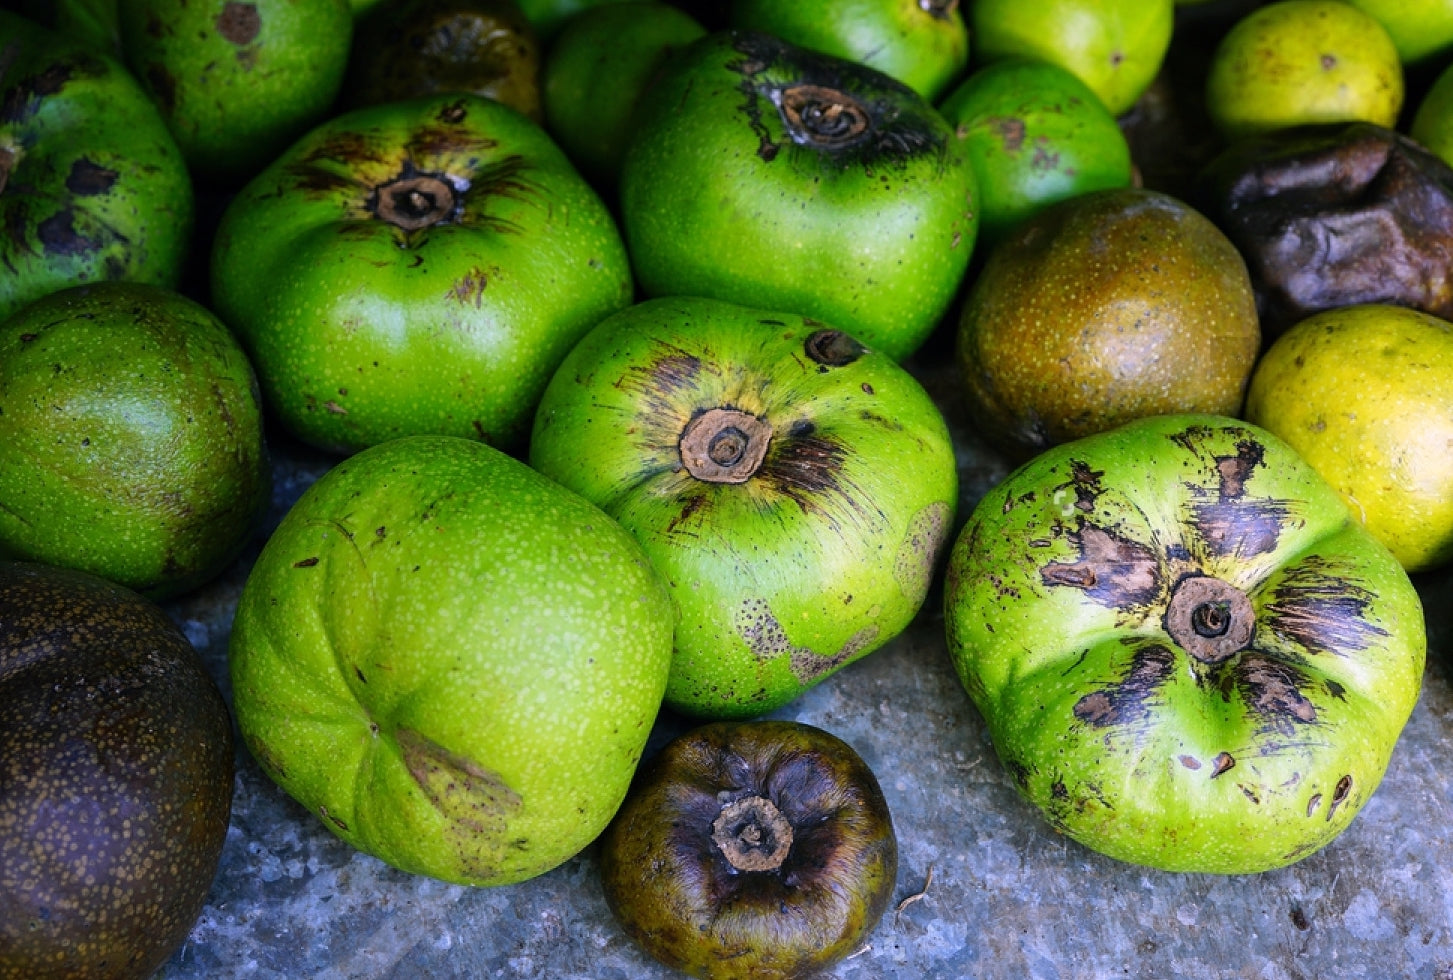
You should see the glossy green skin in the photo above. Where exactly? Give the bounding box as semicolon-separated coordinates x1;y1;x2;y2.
731;0;968;102
944;414;1426;874
229;435;675;886
1412;60;1453;168
543;1;706;188
210;93;633;455
17;0;121;55
939;58;1133;244
517;0;635;40
0;12;192;323
0;282;270;600
118;0;353;184
971;0;1174;117
530;296;958;718
620;30;978;362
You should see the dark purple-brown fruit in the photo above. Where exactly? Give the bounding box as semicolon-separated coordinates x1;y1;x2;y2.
345;0;542;120
599;720;897;980
0;561;234;980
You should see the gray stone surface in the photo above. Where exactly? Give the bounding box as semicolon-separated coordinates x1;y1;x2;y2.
154;360;1453;980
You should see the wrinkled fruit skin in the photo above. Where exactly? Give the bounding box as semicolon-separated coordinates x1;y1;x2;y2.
118;0;354;184
600;720;898;980
345;0;542;121
620;30;978;362
0;561;234;980
957;187;1260;462
729;0;969;102
210;93;632;454
0;11;193;323
229;435;675;886
943;414;1426;874
1199;122;1453;337
530;297;958;718
0;282;271;600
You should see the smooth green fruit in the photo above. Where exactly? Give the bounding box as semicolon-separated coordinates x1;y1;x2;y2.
0;560;233;980
230;434;676;886
118;0;353;184
944;414;1426;874
0;282;270;600
0;11;192;323
211;93;632;455
730;0;969;102
971;0;1174;116
957;187;1260;461
1411;60;1453;167
1204;0;1403;142
939;57;1133;244
543;1;706;188
620;30;978;361
1346;0;1453;65
530;296;958;718
516;0;634;40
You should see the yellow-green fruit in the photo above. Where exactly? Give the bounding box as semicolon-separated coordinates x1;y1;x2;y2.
1244;304;1453;573
970;0;1174;116
1205;0;1403;142
1345;0;1453;65
1411;59;1453;167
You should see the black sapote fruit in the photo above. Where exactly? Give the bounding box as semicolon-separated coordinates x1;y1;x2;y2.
0;561;234;980
599;720;898;980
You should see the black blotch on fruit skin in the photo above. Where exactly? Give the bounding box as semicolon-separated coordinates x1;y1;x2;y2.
1;57;87;124
65;158;119;196
37;209;100;256
1261;555;1390;657
1040;522;1163;613
1072;644;1177;728
1233;653;1318;731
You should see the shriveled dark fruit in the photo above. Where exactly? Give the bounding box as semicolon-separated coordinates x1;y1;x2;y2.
599;720;898;980
1198;121;1453;337
345;0;541;120
956;187;1260;462
0;561;234;980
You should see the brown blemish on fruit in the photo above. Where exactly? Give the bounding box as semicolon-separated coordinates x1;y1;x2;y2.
145;64;177;114
64;158;119;196
437;100;468;125
218;2;261;46
758;430;856;517
735;597;879;683
1261;555;1389;656
894;501;950;602
804;328;866;367
1040;523;1162;610
1;58;76;124
1307;792;1323;817
397;726;521;839
1210;752;1235;777
1234;654;1318;728
448;267;488;307
1173;432;1289;558
919;0;959;21
292;556;320;568
37;208;99;256
1071;643;1175;727
1326;774;1352;821
993;117;1026;153
1180;755;1201;770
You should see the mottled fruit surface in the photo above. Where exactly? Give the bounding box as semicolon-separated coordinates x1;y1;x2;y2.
943;414;1426;873
530;296;958;718
1245;304;1453;573
0;281;270;600
600;720;898;979
0;561;234;980
229;435;675;886
0;11;192;322
957;187;1259;461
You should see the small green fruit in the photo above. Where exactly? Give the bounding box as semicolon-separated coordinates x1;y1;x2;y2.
943;414;1427;874
0;282;270;600
229;434;676;886
0;560;234;980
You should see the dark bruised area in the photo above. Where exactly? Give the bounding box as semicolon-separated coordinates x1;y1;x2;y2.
735;596;878;684
1260;555;1390;658
36;208;101;256
1231;654;1319;731
1039;523;1162;612
217;2;263;47
726;31;945;171
804;328;867;368
1;57;92;125
1182;436;1290;558
64;158;119;196
1072;644;1176;728
599;721;896;978
919;0;960;21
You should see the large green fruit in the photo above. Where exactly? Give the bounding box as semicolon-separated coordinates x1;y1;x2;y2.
229;434;676;886
0;561;233;980
729;0;969;102
211;93;633;455
943;414;1426;874
619;30;978;362
530;296;958;718
0;282;270;600
0;11;192;323
118;0;353;184
939;57;1133;244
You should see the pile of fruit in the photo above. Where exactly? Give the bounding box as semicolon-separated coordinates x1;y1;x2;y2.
1;0;1450;977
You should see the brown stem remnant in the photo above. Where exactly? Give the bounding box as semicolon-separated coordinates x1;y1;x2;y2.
679;408;772;484
1165;575;1254;664
370;174;457;231
712;795;793;873
918;0;959;18
777;85;871;149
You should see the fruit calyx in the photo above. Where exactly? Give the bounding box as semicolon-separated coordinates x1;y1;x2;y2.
711;795;794;872
368;171;460;231
918;0;959;20
775;84;872;149
1164;575;1254;664
679;408;772;483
